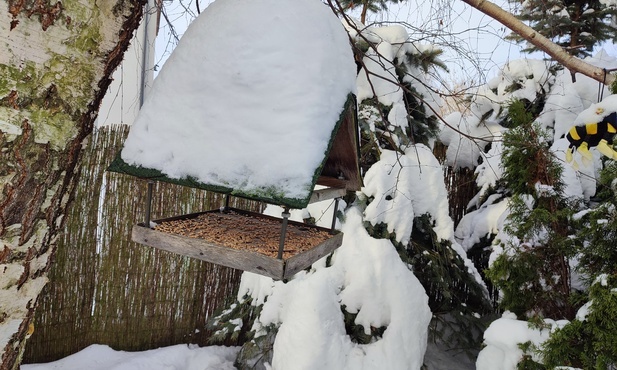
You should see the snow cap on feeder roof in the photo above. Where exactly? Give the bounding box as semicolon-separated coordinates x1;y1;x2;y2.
118;0;357;208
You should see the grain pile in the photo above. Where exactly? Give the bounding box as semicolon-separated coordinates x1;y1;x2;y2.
154;210;332;258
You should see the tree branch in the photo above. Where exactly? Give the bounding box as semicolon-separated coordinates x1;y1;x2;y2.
460;0;615;86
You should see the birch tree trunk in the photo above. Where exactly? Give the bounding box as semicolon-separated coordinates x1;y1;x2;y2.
0;1;144;368
460;0;617;86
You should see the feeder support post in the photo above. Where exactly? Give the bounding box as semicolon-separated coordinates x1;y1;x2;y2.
278;207;291;260
330;198;340;234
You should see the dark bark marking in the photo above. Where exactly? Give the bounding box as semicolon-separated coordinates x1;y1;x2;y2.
0;120;32;237
0;91;19;110
0;246;9;263
16;247;35;290
7;0;63;31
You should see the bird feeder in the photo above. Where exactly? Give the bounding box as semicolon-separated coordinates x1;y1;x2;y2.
109;96;359;280
107;0;361;280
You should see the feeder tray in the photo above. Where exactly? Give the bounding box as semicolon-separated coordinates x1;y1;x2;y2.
133;207;343;280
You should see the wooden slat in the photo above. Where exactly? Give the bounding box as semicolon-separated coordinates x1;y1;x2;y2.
132;225;285;280
319;97;362;191
308;187;347;204
316;176;348;189
284;233;343;278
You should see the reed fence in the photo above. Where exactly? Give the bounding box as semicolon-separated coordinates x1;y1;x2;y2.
433;142;478;226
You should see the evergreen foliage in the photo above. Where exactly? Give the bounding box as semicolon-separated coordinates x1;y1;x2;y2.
507;0;617;57
358;98;394;173
573;161;617;280
517;340;547;370
351;16;493;356
500;102;563;196
207;296;260;345
407;215;491;353
361;212;491;352
356;41;492;327
531;162;617;368
499;96;548;130
341;305;387;344
357;58;443;159
541;275;617;369
337;0;403;22
235;327;278;370
407;215;491;316
486;101;579;320
394;53;445;145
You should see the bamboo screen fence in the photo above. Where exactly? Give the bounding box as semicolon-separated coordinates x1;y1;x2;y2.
432;142;477;226
23;125;261;363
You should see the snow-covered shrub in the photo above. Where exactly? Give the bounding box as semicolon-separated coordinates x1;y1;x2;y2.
541;275;617;369
531;163;617;368
486;103;579;320
573;161;617;280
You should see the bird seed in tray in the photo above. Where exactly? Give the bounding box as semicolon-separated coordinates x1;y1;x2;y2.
154;210;332;259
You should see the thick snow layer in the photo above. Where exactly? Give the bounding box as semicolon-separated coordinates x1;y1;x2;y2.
440;111;497;169
23;344;239;370
355;22;440;137
455;196;509;251
357;40;401;105
362;145;487;294
487;59;554;105
362;145;454;244
476;312;555;370
121;0;357;201
537;78;584;139
25;338;479;370
441;59;557;170
238;207;431;370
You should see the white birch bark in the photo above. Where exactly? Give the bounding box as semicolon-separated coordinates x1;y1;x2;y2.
0;1;144;368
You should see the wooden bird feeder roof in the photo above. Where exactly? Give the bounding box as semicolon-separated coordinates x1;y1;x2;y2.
108;94;361;209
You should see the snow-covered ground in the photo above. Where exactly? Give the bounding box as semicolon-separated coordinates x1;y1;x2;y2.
22;344;238;370
23;340;480;370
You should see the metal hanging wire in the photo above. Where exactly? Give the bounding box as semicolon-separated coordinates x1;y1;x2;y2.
597;67;617;103
597;68;607;103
